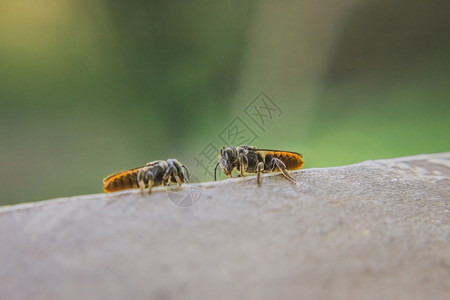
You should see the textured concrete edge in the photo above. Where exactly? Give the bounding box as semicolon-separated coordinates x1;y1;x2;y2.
1;152;448;214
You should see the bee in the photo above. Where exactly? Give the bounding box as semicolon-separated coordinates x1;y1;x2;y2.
214;145;304;185
103;159;190;194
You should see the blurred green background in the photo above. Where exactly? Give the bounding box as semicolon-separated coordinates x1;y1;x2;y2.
0;0;448;206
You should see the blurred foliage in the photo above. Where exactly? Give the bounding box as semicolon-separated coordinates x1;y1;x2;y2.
0;0;448;205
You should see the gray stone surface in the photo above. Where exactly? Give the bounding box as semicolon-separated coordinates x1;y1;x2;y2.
0;153;449;300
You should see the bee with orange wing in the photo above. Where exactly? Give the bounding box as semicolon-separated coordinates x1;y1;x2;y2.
103;159;189;194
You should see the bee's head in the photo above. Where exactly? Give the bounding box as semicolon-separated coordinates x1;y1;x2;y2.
167;159;190;184
215;146;238;180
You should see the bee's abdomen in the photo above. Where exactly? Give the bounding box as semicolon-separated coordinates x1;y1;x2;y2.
103;170;139;193
265;151;304;170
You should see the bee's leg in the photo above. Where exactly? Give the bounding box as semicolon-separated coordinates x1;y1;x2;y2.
162;163;173;183
171;166;183;186
270;158;296;183
238;153;248;177
137;168;146;195
161;168;169;185
238;154;245;177
146;172;155;194
256;162;264;186
174;171;183;187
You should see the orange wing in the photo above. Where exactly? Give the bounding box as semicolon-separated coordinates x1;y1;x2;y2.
103;167;142;193
103;161;163;193
256;149;304;170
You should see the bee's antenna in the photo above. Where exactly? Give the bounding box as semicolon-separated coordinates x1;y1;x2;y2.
214;162;220;181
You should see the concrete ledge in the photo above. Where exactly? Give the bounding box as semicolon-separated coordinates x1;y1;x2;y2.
0;153;449;299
